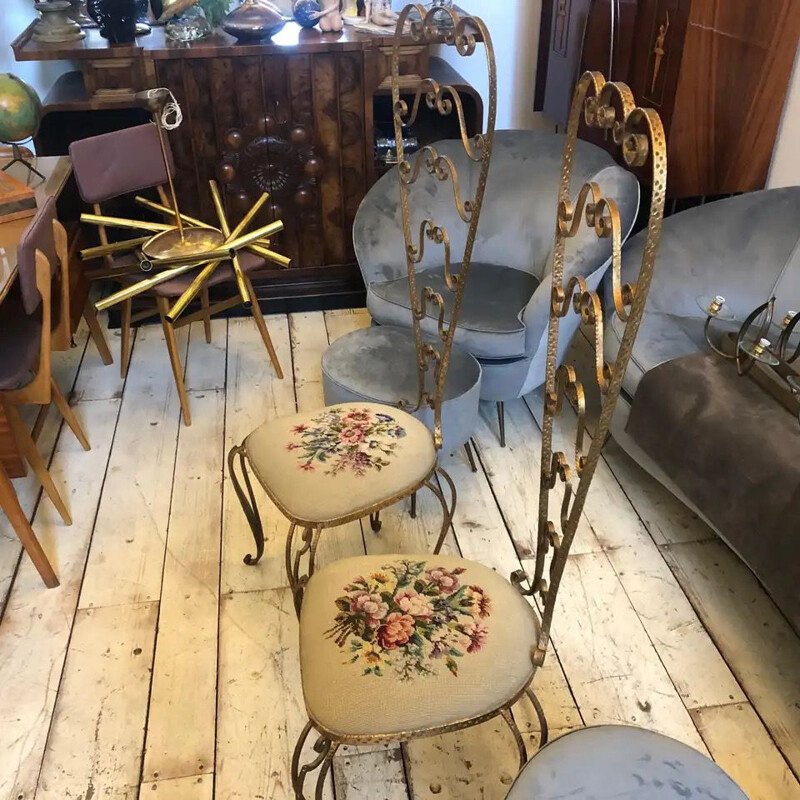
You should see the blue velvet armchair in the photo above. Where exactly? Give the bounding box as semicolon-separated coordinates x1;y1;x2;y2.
353;129;641;443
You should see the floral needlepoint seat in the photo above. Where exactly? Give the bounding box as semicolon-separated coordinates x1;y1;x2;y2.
243;403;436;526
298;554;540;739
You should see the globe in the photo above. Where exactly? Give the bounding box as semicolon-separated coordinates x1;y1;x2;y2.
0;74;42;145
294;0;321;28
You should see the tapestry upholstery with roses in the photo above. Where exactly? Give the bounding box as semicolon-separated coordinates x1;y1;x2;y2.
300;554;541;738
243;403;436;524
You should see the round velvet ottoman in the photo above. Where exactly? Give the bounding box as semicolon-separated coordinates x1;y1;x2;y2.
505;725;747;799
322;325;482;457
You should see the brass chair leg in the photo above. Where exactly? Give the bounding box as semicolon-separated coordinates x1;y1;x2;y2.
291;720;339;800
369;511;382;531
500;707;528;770
427;468;457;554
497;401;506;447
228;444;265;566
245;275;283;379
2;400;71;525
83;298;114;366
200;285;213;344
525;686;549;748
120;298;133;379
286;524;321;616
157;296;192;426
50;377;91;451
409;492;417;519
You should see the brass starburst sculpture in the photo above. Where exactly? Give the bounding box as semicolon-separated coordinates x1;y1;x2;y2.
79;87;290;324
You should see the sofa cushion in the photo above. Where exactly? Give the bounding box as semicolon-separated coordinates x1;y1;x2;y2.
367;263;539;359
605;310;713;397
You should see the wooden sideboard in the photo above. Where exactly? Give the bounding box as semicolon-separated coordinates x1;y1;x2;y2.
13;23;482;309
535;0;800;197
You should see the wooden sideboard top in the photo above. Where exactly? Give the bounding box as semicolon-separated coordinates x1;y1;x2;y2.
13;20;426;62
0;157;71;305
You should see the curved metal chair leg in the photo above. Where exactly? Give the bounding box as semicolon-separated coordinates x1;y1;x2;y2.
369;511;382;532
426;471;456;554
228;444;265;566
500;707;528;770
286;524;322;615
291;720;340;800
525;686;549;748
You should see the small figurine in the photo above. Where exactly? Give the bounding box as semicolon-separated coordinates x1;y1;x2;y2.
366;0;397;26
318;0;343;31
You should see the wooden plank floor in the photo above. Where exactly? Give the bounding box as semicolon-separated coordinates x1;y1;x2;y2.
1;308;798;800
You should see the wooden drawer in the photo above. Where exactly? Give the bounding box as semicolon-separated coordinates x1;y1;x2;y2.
375;45;429;90
82;58;146;100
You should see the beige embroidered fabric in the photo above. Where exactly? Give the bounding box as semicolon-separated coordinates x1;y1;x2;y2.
300;554;541;739
244;403;437;525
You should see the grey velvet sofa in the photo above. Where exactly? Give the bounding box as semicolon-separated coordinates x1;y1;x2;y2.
354;130;640;442
604;187;800;626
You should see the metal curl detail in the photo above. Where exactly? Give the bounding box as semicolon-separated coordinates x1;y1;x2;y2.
534;69;667;665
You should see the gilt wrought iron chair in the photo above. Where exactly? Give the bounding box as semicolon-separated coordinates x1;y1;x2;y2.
0;196;92;527
228;5;495;610
69;123;285;426
288;54;668;799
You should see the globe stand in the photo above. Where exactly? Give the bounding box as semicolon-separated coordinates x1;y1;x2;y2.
1;143;45;181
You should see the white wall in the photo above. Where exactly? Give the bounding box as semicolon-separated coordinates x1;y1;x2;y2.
0;0;72;100
393;0;547;131
768;43;800;189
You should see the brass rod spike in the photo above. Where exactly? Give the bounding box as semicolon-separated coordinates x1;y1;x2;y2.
134;196;217;230
166;260;224;322
209;179;249;305
209;179;232;237
230;192;270;240
246;243;292;268
153;112;184;240
80;236;152;260
94;260;210;311
80;213;173;233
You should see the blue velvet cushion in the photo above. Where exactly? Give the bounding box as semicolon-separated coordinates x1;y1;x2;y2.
367;263;540;360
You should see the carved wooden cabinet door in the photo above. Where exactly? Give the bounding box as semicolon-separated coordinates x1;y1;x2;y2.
154;51;368;273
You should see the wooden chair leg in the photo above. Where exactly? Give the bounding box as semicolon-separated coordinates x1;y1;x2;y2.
83;298;113;366
2;400;72;526
50;377;90;451
244;277;283;379
157;297;192;426
120;298;133;379
200;285;213;344
0;466;58;588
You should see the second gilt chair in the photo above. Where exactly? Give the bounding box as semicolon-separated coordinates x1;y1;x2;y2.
287;12;668;793
0;196;91;526
69;123;284;426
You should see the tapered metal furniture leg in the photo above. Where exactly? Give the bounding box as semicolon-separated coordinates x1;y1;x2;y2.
497;401;506;447
464;439;478;472
369;511;382;531
500;707;529;770
410;492;417;518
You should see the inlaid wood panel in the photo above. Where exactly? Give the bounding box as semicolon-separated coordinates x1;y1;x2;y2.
154;51;366;274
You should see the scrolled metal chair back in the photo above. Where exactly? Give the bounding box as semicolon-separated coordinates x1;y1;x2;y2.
391;4;497;449
514;72;667;665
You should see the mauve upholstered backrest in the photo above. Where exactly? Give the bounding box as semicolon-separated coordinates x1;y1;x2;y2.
16;195;58;315
69;123;175;205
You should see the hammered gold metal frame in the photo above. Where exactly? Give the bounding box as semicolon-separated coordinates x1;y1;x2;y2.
228;0;497;646
509;73;667;671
